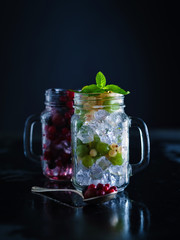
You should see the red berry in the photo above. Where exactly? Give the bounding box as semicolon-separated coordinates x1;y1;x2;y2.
110;186;117;191
97;190;106;196
88;184;96;189
61;127;69;135
52;113;65;127
84;188;96;199
102;186;109;192
105;183;110;189
96;183;104;190
66;101;73;109
66;90;74;100
44;150;54;161
48;126;56;134
59;96;67;102
64;112;71;120
107;189;115;194
46;126;57;140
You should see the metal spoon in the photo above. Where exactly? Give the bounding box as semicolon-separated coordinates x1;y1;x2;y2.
31;186;117;204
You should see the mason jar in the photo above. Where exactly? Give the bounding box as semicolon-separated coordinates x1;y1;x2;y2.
24;88;74;181
71;92;150;191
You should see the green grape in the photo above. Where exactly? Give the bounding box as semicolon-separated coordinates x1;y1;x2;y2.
96;142;110;155
76;144;89;158
82;155;94;168
94;134;100;143
89;134;100;149
109;152;123;166
77;138;83;146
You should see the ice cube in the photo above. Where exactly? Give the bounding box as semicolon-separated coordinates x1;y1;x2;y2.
105;112;122;128
90;163;104;180
95;121;113;145
94;110;110;121
96;156;111;170
77;125;94;143
109;163;127;176
76;168;90;186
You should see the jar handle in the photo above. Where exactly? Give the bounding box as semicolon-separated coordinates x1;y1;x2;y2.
23;114;40;163
130;117;150;175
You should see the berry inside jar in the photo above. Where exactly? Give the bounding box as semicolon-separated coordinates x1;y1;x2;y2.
41;89;74;180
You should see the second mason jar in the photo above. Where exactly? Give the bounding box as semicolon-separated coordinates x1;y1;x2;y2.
71;92;150;191
24;88;74;181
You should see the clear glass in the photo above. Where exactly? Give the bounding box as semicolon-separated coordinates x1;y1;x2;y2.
71;92;150;191
24;88;74;181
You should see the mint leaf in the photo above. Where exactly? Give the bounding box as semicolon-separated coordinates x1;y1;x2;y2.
81;84;104;93
96;72;106;88
104;84;130;95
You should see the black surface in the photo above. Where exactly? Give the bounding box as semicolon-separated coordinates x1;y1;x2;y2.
0;130;180;240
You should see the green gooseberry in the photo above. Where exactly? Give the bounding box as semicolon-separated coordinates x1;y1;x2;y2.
96;142;110;156
82;155;94;168
109;152;123;166
89;134;100;149
76;144;89;158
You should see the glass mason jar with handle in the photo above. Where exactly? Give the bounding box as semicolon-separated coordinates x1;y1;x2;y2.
71;92;150;191
24;88;74;181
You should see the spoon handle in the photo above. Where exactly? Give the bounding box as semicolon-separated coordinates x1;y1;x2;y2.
31;186;84;198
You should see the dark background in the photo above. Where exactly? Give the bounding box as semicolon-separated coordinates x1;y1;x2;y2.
0;0;179;138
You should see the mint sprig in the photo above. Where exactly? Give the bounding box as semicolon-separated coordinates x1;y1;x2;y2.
96;72;106;88
72;71;130;95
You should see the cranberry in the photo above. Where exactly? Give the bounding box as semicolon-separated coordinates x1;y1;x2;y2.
46;126;57;140
110;186;117;191
48;126;56;134
64;112;71;120
102;185;109;192
59;96;67;102
84;188;96;199
105;183;110;189
66;90;74;99
96;183;104;190
61;127;69;135
53;133;65;144
97;189;106;196
88;184;96;189
107;189;115;194
52;113;65;127
66;101;73;109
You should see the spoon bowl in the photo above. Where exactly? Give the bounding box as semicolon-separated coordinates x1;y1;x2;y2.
31;186;117;204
